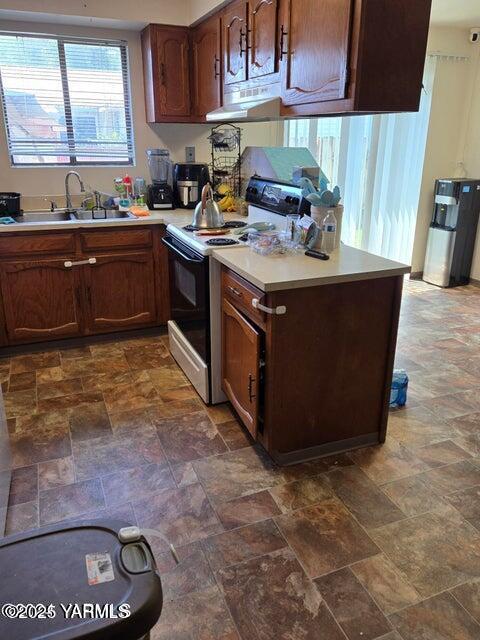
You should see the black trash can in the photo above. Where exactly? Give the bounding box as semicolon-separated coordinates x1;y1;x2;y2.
0;519;163;640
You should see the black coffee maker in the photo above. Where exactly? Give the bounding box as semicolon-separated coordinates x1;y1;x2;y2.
173;163;210;209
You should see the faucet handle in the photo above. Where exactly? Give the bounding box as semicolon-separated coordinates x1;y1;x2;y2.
43;198;58;212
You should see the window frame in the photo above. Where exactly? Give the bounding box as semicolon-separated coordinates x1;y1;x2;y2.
0;31;135;168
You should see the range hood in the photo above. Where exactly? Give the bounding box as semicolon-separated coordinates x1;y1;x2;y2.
206;96;281;122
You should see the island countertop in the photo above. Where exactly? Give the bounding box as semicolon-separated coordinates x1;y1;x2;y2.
212;243;410;292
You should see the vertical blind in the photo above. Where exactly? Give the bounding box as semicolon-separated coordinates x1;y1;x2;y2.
0;32;134;166
284;57;437;265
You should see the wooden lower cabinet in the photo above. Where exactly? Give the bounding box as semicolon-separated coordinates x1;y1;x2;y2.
0;225;167;346
84;252;157;333
0;258;82;342
222;298;262;438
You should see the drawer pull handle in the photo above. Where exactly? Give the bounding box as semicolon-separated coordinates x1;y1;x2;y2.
227;285;243;297
252;298;286;315
64;257;97;268
248;373;256;402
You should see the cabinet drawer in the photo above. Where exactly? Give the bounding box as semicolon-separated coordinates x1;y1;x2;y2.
80;228;153;252
0;233;76;257
222;268;265;327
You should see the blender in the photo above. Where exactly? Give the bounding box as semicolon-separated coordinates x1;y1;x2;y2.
146;149;174;209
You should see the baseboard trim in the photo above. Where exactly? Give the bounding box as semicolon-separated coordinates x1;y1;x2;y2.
269;432;380;466
409;271;423;280
470;277;480;288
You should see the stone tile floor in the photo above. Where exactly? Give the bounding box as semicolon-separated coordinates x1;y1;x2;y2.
3;279;480;639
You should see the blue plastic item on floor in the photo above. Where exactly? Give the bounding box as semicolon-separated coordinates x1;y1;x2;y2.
390;369;409;408
0;216;16;224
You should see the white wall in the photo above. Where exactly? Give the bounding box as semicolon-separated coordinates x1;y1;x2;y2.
0;18;279;200
411;26;480;280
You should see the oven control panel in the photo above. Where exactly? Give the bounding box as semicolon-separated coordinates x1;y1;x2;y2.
245;176;310;216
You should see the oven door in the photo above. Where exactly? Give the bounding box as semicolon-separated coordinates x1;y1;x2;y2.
162;234;210;363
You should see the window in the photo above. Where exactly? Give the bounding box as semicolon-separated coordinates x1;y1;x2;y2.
0;32;134;166
284;57;437;265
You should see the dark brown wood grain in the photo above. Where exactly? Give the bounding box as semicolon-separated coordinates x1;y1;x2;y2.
223;0;248;85
222;297;261;438
80;229;152;252
191;13;222;118
0;233;76;257
248;0;280;80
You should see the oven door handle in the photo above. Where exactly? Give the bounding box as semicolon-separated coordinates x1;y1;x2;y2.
161;236;205;263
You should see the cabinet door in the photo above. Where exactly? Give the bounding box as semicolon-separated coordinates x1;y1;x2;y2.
281;0;352;105
84;252;157;333
248;0;279;80
222;298;261;438
0;259;82;342
156;26;191;118
223;0;248;86
192;15;222;117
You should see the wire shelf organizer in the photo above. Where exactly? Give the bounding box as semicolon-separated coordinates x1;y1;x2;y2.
208;123;242;197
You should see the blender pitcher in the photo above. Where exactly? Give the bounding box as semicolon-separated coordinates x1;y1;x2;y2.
147;149;173;186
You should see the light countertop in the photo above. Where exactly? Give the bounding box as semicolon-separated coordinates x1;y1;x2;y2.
212;244;410;291
0;209;197;233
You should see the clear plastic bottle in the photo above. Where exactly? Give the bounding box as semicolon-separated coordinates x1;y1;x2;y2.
321;209;337;254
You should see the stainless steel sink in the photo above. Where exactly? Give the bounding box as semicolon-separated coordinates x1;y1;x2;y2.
73;209;134;220
15;210;74;223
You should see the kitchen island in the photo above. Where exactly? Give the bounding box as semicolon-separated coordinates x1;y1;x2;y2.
212;245;410;465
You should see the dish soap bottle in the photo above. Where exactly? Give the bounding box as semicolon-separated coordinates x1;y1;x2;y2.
321;209;337;254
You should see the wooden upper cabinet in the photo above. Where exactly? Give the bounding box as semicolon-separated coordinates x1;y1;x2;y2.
281;0;352;106
141;24;191;122
83;252;157;334
223;0;248;86
248;0;279;80
192;14;222;118
0;259;82;342
222;298;261;438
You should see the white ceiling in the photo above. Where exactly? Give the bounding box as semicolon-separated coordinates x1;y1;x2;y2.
430;0;480;28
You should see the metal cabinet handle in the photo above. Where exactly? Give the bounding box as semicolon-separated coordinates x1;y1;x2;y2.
248;373;256;402
160;62;166;85
252;298;286;315
279;25;288;61
64;257;97;268
227;285;243;298
214;56;220;79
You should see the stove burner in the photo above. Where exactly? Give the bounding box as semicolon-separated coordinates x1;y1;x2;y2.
223;220;248;229
183;224;199;232
206;238;239;246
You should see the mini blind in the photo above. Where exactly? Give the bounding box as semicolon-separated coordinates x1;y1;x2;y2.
0;32;134;166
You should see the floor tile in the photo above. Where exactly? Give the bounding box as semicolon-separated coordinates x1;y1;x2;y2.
5;501;39;535
10;411;71;467
348;440;429;484
59;345;92;360
8;371;36;392
4;389;37;418
37;378;82;400
38;457;75;491
81;371;132;392
387;405;457;448
125;345;173;370
151;585;239;640
370;506;480;597
450;578;480;624
39;479;105;525
351;554;421;615
102;373;159;413
450;412;480;436
216;419;253;451
325;466;405;529
416;460;480;495
153;411;227;463
36;366;65;384
7;465;38;506
452;433;480;457
170;461;198;487
159;385;198;403
152;541;216;602
148;398;204;419
217;547;344;640
133;483;223;547
214;491;281;530
60;356;96;379
389;592;480;640
205;403;236;424
275;498;379;578
381;474;448;517
193;445;283;504
73;426;165;480
269;475;333;514
37;391;103;413
414;439;471;468
69;402;112;442
423;390;480;421
92;354;130;375
445;485;480;530
202;519;287;571
147;365;189;391
315;567;392;640
101;463;175;506
10;352;60;374
109;408;152;432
